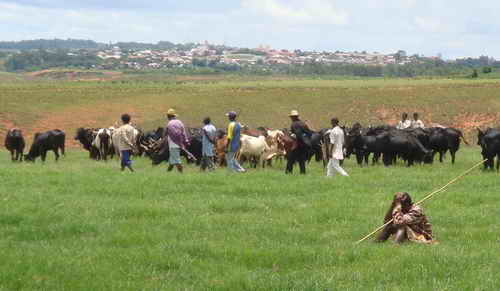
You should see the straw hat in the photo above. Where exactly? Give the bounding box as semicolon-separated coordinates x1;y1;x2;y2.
167;108;177;117
289;110;299;117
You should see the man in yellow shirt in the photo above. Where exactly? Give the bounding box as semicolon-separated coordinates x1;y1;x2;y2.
225;111;245;173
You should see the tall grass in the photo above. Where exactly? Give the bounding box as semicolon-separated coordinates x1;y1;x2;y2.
0;148;498;290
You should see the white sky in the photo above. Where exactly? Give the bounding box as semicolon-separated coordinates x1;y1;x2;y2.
1;0;499;58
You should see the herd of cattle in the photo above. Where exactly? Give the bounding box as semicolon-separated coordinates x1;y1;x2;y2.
4;124;500;172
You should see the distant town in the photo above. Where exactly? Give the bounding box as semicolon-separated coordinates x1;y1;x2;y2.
96;42;418;70
1;39;498;76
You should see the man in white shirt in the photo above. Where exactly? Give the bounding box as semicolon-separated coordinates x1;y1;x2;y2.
201;117;217;172
411;112;425;129
327;117;349;177
396;113;412;130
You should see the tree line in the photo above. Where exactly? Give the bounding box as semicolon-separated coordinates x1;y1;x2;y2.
4;50;101;71
0;39;106;50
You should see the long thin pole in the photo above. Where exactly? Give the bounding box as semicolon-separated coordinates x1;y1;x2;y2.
355;159;487;245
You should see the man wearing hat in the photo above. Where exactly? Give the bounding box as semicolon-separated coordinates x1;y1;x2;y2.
225;111;245;173
287;110;313;174
165;108;189;173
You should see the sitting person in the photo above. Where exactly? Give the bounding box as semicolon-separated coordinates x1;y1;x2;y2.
376;192;434;244
411;112;425;129
396;112;412;130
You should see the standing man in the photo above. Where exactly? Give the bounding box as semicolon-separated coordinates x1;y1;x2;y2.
117;113;137;172
286;110;313;175
225;111;245;173
165;108;189;173
201;117;216;172
396;112;412;130
326;117;349;177
411;112;425;129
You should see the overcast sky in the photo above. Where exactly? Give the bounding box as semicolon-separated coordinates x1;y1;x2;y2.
1;0;499;58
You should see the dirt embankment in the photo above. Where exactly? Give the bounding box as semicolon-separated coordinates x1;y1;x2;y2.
0;104;154;149
374;107;499;140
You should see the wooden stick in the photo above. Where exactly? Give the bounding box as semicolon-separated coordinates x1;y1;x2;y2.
355;159;487;245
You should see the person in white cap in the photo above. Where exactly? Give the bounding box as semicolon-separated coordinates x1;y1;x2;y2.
326;117;349;178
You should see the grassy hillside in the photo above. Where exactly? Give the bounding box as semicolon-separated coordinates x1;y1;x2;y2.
1;77;500;147
0;148;499;290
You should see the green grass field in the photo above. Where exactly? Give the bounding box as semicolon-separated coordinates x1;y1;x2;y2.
1;75;500;290
0;147;499;290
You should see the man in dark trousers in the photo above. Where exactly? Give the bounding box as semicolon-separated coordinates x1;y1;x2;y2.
286;110;313;174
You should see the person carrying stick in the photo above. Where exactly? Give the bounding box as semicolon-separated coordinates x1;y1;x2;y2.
356;160;486;245
375;192;434;244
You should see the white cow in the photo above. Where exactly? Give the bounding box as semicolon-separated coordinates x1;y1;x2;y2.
238;134;270;168
92;128;113;160
265;129;286;161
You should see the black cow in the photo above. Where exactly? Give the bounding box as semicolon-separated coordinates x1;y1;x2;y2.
477;128;500;171
309;131;323;163
145;127;202;166
25;130;66;162
362;126;430;167
427;127;469;164
345;128;383;166
385;131;430;166
187;129;203;165
75;128;100;159
139;127;164;158
404;128;432;164
4;128;25;161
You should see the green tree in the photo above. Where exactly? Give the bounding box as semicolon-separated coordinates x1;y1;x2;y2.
482;67;492;74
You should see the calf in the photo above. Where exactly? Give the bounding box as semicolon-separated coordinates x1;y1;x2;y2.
25;130;66;162
4;128;25;161
215;131;228;167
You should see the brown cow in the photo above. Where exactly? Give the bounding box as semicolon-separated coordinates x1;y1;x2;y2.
215;135;228;167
